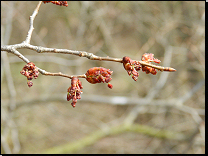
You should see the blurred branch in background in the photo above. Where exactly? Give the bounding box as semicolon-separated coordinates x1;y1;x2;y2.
1;1;21;154
1;1;204;154
43;123;186;154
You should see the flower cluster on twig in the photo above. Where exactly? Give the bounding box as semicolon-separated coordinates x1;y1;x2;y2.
122;53;164;81
85;67;113;89
43;1;68;7
10;2;176;108
20;62;39;87
141;53;161;75
67;77;83;107
122;56;142;81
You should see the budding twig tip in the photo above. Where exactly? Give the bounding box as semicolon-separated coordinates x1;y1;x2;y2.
164;67;176;72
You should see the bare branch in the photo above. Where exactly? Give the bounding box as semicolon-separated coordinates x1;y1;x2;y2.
38;69;86;79
1;46;86;79
24;1;42;44
1;1;176;82
138;60;176;72
2;43;176;73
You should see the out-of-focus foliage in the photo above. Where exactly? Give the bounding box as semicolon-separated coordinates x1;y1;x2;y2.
1;1;204;154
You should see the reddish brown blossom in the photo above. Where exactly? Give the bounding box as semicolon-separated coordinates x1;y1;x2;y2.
67;77;83;107
141;53;161;64
141;53;161;75
122;56;141;81
20;62;39;87
43;1;68;7
27;81;33;88
85;67;113;89
108;83;113;89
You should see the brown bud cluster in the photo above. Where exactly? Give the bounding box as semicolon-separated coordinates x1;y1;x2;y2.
141;53;161;75
85;67;113;89
43;1;68;7
20;62;39;87
122;56;141;81
67;77;83;107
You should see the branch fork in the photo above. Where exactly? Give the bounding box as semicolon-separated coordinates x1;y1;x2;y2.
1;1;176;107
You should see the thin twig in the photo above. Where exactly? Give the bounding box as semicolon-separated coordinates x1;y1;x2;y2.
138;60;176;72
1;44;176;79
1;0;176;81
1;46;86;79
24;1;42;44
2;42;176;80
38;68;87;79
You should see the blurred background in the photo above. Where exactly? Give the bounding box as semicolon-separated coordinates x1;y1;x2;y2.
1;1;205;154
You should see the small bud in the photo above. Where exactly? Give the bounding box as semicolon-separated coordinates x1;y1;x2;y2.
20;70;26;75
141;53;161;75
108;83;113;89
20;62;39;87
122;56;141;81
27;81;33;87
43;1;68;7
67;77;83;107
85;67;113;88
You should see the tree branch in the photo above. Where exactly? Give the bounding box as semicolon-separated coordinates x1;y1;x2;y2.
1;1;176;80
1;43;176;80
24;1;42;44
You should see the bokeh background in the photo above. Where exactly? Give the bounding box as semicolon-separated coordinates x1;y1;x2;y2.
1;1;205;154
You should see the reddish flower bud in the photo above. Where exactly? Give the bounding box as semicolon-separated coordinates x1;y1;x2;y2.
122;56;141;81
132;75;138;81
67;93;72;101
85;67;113;88
123;56;131;64
27;76;33;80
43;1;68;7
153;58;161;64
27;81;33;87
108;83;113;89
20;70;26;75
141;53;161;64
141;53;160;75
124;63;133;71
67;77;83;107
20;62;39;87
